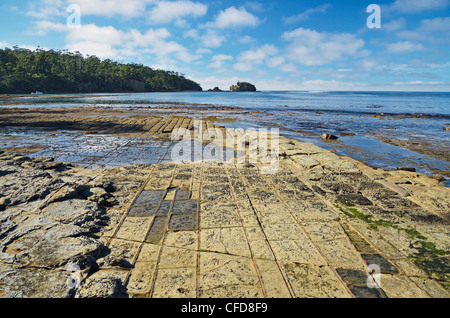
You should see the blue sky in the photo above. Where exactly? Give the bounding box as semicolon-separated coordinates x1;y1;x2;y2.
1;0;450;91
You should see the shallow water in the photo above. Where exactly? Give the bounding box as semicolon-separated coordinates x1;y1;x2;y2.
0;127;173;168
1;91;449;181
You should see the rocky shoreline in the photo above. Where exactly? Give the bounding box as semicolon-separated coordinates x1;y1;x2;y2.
0;116;449;297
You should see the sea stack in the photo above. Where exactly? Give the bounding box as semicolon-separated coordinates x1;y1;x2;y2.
230;81;257;92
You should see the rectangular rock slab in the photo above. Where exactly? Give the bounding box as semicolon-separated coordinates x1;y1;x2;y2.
128;206;157;217
126;262;156;295
174;190;191;200
315;239;366;270
134;191;165;207
282;263;351;298
270;240;327;265
198;252;261;295
255;259;292;298
168;214;198;231
360;254;399;274
152;267;196;298
156;201;172;215
172;200;198;214
347;285;387;298
116;217;153;242
145;216;168;244
199;228;251;257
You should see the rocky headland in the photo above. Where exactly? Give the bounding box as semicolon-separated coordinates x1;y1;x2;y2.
230;82;257;92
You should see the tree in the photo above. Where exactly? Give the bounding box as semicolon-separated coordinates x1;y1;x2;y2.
0;47;203;94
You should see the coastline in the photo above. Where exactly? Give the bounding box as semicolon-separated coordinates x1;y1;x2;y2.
0;110;449;298
1;103;448;181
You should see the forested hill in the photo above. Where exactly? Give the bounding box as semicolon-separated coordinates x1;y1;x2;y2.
0;47;203;94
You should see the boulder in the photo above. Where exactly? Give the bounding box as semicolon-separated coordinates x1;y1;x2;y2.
430;174;446;182
321;133;339;140
75;270;128;298
230;81;257;92
397;167;416;172
207;87;223;92
43;199;105;228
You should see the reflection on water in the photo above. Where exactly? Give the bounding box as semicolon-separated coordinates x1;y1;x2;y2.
0;127;173;168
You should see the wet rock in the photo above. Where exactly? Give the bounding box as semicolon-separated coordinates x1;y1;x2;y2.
12;156;31;164
321;133;339;140
444;127;450;131
35;156;55;163
397;167;416;172
430;174;446;182
340;132;356;136
337;193;373;206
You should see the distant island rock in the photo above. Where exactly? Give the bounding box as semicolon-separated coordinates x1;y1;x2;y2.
207;87;223;92
230;81;257;92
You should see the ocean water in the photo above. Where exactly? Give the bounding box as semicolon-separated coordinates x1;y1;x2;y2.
1;91;450;180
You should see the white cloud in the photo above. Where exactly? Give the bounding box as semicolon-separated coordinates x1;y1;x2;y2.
232;44;297;73
386;41;424;54
397;17;450;42
72;0;153;18
266;56;285;68
209;6;261;29
200;30;226;48
63;23;125;57
0;41;10;48
282;28;366;66
239;35;256;44
128;28;171;47
196;48;212;54
29;20;68;36
148;1;207;24
354;58;379;71
242;1;266;13
208;54;233;68
393;80;444;86
283;4;332;24
24;0;155;20
386;0;450;14
233;44;303;73
234;44;278;71
382;18;406;32
300;80;369;90
43;22;200;64
69;23;124;46
25;0;66;19
277;63;298;73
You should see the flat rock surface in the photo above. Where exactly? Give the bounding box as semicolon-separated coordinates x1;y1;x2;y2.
0;119;449;298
